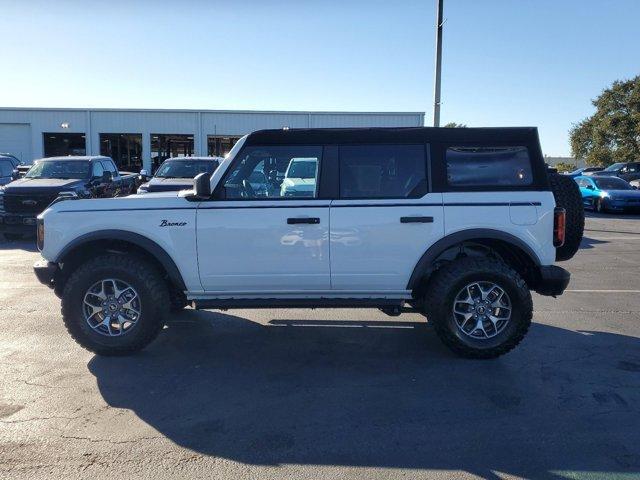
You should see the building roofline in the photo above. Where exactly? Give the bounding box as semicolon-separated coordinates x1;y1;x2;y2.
0;106;425;116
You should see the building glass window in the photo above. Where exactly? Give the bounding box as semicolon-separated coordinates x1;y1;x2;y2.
43;133;86;157
150;134;194;171
100;134;142;171
207;136;241;157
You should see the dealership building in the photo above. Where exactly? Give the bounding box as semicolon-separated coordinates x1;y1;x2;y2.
0;108;424;172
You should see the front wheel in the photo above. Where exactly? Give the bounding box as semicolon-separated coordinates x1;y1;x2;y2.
61;254;170;356
423;257;532;359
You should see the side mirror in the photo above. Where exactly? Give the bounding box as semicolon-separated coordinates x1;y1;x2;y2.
102;171;112;182
586;185;594;190
139;169;149;179
193;172;211;198
11;169;19;180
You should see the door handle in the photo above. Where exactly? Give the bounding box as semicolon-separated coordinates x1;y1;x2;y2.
400;216;434;223
287;217;320;225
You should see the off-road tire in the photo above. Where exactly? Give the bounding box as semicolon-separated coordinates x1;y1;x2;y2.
423;257;532;359
61;253;170;356
548;172;584;261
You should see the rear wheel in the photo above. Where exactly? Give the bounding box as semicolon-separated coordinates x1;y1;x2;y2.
548;172;584;261
61;254;170;356
423;257;532;359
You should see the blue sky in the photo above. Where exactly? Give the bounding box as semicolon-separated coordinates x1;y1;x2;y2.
1;0;638;156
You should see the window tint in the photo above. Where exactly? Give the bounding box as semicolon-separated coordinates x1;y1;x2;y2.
446;146;533;187
339;144;427;199
101;160;117;174
92;162;104;178
0;160;13;177
223;145;322;199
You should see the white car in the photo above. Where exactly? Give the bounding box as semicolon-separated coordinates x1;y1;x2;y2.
280;158;318;197
33;127;581;359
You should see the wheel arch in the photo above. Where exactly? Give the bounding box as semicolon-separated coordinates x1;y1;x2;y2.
53;230;186;292
407;229;542;291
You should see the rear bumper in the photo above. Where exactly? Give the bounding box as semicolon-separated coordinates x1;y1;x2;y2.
33;260;59;289
535;265;570;296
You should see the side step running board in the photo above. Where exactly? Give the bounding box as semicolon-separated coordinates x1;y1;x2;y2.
192;298;405;310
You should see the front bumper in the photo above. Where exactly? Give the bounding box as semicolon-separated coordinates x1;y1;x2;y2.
0;213;37;234
34;260;59;289
535;265;570;296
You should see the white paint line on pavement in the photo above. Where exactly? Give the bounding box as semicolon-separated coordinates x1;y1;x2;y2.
565;289;640;293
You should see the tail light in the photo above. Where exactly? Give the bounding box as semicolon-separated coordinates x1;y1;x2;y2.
36;218;44;251
553;207;566;247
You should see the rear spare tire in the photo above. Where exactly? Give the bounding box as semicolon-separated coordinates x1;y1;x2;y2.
548;172;584;261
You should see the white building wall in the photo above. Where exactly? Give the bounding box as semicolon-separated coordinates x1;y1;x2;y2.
0;108;425;171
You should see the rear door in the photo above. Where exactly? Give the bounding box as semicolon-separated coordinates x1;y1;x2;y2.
330;144;444;292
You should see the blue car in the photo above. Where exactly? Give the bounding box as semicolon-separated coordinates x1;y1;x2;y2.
574;175;640;213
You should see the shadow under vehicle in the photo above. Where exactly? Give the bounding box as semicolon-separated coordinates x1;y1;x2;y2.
88;310;640;478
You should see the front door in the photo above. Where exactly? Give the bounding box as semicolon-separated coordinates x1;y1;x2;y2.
197;145;330;293
330;144;444;291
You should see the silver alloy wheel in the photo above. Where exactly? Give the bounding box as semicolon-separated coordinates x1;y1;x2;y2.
452;281;511;339
83;278;141;337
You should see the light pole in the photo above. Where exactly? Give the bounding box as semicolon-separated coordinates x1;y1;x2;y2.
433;0;444;127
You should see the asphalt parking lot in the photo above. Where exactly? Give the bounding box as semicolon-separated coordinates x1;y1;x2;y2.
1;213;639;480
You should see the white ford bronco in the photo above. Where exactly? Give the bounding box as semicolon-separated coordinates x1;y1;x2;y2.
33;127;583;358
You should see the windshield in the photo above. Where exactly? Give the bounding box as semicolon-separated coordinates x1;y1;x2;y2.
25;160;90;179
604;162;625;172
594;177;633;190
286;160;317;179
155;160;218;178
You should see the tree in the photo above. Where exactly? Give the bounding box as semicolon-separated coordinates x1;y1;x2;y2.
570;76;640;166
443;122;467;128
554;162;576;173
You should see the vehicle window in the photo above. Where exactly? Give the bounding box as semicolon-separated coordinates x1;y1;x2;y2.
575;178;585;188
446;146;533;187
339;144;427;199
25;160;91;179
155;160;218;178
92;162;104;178
593;177;633;190
604;162;624;172
0;160;13;177
102;160;117;174
222;145;322;199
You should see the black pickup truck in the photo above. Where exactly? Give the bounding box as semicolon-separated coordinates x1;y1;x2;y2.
0;156;137;239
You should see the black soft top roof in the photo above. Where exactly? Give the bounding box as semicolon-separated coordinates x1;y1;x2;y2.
245;127;541;146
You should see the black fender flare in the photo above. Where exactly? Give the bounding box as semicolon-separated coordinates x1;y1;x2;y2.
54;229;186;291
406;228;542;290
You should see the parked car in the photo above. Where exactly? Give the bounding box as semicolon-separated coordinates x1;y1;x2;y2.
0;152;23;167
280;157;318;197
137;157;222;194
565;166;603;177
574;175;640;213
34;127;582;359
596;161;640;183
0;156;137;240
0;155;19;186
